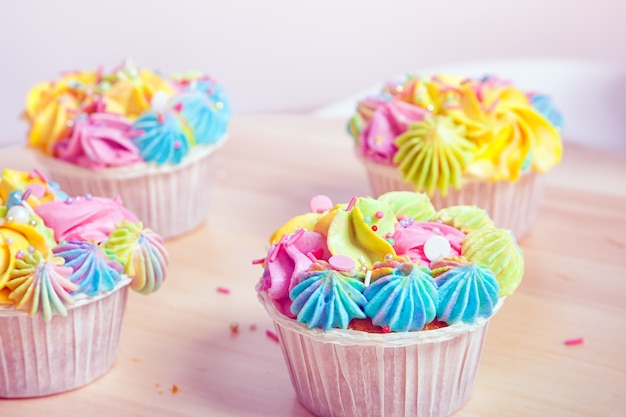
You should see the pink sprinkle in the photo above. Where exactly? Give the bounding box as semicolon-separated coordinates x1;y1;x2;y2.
309;194;333;213
216;287;231;295
329;255;355;272
564;337;584;346
286;228;305;246
375;211;384;219
251;258;265;265
127;129;145;138
305;251;318;262
269;235;287;262
266;330;279;343
32;168;48;183
173;102;184;112
173;140;182;149
345;197;357;211
157;113;165;124
487;98;500;113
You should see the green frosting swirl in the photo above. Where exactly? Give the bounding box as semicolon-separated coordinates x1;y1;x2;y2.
434;205;495;233
393;115;475;196
378;191;436;221
461;228;524;296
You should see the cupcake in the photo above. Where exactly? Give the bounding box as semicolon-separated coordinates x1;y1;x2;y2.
348;74;563;239
0;168;168;398
254;192;523;417
22;61;231;239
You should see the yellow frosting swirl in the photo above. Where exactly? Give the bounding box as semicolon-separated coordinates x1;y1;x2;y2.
393;115;475;196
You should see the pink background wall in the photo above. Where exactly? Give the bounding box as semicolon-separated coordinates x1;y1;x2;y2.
1;0;624;148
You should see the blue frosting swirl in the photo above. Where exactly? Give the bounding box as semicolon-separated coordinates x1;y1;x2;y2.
531;94;564;130
132;111;191;164
290;268;367;330
364;263;438;331
53;241;123;296
434;264;499;324
172;92;229;145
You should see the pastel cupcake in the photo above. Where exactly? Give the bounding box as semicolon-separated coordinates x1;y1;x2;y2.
254;192;523;417
348;74;563;239
23;61;231;239
0;168;168;398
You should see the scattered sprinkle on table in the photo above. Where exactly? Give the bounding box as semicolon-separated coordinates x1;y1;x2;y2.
564;337;584;346
230;322;239;334
216;287;231;295
266;330;279;343
171;384;179;394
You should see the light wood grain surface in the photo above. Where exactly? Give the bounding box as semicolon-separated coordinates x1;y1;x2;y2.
1;115;625;416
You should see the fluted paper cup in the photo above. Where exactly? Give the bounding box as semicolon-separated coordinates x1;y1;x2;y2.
358;154;544;240
260;292;503;417
35;138;226;240
0;280;131;398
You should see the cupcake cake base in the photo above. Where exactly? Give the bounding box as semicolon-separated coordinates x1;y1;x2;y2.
260;293;503;417
34;139;225;240
0;280;130;398
358;155;545;240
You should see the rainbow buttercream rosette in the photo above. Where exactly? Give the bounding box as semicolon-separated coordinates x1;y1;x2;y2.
254;192;524;417
22;61;232;239
0;168;169;398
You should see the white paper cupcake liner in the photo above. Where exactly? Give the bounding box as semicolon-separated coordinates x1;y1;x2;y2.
0;280;130;398
358;155;545;240
35;138;226;240
260;292;503;417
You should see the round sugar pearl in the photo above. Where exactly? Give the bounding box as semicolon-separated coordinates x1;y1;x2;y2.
309;195;333;213
7;205;30;224
150;90;170;112
423;235;451;262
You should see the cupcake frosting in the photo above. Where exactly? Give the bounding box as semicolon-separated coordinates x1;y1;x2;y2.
0;169;169;320
24;62;231;170
255;192;524;332
349;74;563;195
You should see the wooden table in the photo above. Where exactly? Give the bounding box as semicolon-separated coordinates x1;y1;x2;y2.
1;115;625;416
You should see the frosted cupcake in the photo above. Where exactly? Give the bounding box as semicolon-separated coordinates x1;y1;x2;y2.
348;74;563;239
254;192;523;417
23;61;231;239
0;168;168;398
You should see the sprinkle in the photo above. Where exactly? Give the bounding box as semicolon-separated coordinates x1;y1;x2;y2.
230;322;239;334
85;193;92;200
382;326;390;333
171;385;179;394
375;211;384;219
266;330;279;343
251;258;265;265
329;255;355;272
269;236;286;262
21;188;32;201
32;168;48;183
29;220;37;227
27;246;35;253
345;197;357;211
371;225;378;232
487;98;500;113
65;197;73;205
305;251;318;262
216;287;231;295
157;113;165;124
250;324;257;331
364;269;372;287
173;102;184;112
173;140;182;149
358;256;368;266
287;228;305;246
564;337;584;346
16;250;25;259
6;238;13;245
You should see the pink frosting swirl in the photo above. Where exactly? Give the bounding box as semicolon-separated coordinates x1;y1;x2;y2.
53;112;142;170
34;196;138;243
258;229;330;318
392;221;465;266
358;100;428;164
